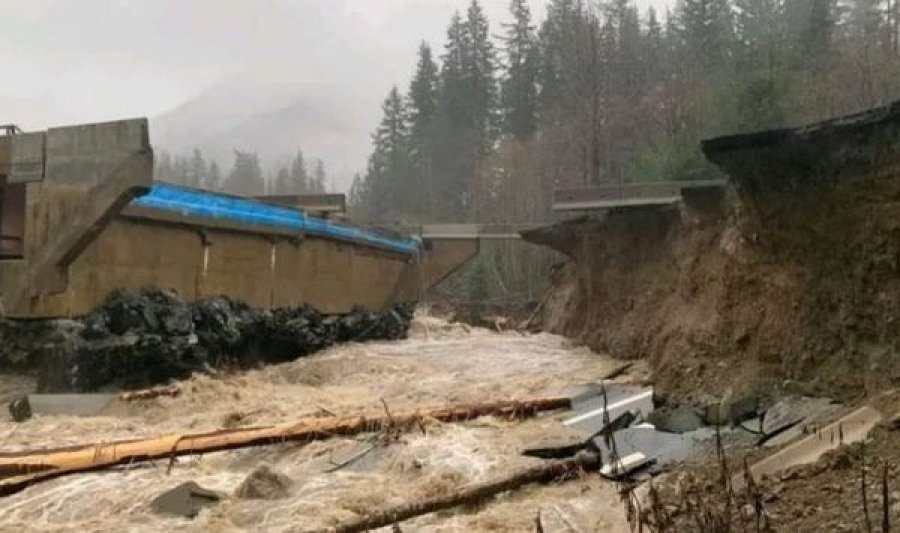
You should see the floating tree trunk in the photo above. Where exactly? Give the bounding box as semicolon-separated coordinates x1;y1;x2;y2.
305;452;601;533
0;397;571;497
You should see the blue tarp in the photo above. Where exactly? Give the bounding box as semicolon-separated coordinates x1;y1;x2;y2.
131;183;420;255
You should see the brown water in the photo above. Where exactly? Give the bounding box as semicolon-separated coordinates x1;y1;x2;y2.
0;315;636;532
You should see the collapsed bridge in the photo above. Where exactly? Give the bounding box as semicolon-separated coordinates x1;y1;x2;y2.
0;118;502;319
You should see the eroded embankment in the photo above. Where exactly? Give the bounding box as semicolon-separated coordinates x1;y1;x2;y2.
527;106;900;402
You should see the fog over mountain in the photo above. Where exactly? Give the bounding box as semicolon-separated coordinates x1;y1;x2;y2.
1;0;670;191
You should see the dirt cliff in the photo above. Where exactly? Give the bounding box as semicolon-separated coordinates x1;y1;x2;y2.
526;102;900;402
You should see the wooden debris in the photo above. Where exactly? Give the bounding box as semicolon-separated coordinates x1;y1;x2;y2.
521;287;553;331
0;397;571;497
324;442;377;473
305;451;600;533
119;385;181;402
601;363;634;381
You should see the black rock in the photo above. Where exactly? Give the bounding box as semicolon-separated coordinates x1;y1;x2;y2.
150;481;224;519
30;289;414;393
234;466;292;500
8;396;32;422
647;406;706;434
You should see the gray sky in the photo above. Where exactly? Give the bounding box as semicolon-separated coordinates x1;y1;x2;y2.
0;0;669;183
1;1;669;129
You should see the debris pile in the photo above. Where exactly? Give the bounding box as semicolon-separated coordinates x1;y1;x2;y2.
0;318;83;371
523;382;858;484
0;289;413;393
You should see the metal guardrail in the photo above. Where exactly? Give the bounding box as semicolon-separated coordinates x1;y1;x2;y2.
553;180;727;212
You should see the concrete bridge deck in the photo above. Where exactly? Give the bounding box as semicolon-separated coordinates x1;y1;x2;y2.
416;224;540;240
553;180;727;212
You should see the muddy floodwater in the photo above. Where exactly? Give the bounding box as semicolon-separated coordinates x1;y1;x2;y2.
0;315;637;532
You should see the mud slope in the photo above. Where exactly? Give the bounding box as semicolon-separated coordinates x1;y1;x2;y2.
526;102;900;401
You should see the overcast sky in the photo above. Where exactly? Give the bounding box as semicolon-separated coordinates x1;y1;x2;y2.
0;0;669;145
0;0;672;181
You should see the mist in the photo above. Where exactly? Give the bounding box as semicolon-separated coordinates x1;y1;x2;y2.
0;0;671;191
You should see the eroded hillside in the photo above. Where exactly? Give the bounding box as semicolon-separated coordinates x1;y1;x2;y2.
526;103;900;403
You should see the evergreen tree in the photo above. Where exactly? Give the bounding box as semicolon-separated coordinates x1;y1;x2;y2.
409;42;440;141
805;0;837;68
735;0;784;56
172;155;190;186
312;159;327;193
290;150;309;193
436;10;475;218
408;42;440;214
354;0;900;229
501;0;539;139
155;151;174;182
677;0;736;73
784;0;836;69
224;150;264;197
537;0;577;113
205;161;222;191
848;0;886;43
643;7;668;82
275;167;290;194
348;172;369;219
611;0;644;99
846;0;888;105
464;0;499;153
537;0;599;120
365;86;412;219
186;148;206;188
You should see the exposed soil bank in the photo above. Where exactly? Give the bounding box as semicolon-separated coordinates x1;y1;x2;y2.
0;289;413;392
526;103;900;402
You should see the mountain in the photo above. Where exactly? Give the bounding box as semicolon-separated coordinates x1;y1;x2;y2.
150;76;380;192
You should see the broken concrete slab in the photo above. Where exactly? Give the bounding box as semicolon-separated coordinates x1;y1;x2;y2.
763;397;837;434
523;412;638;460
522;440;589;460
736;405;882;490
599;451;653;480
564;385;653;436
565;382;647;410
150;481;224;518
593;425;718;469
647;406;705;434
759;396;840;447
702;393;761;426
8;394;121;421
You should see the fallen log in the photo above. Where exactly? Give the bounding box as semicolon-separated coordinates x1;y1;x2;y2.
305;451;601;533
602;363;634;381
0;397;570;497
